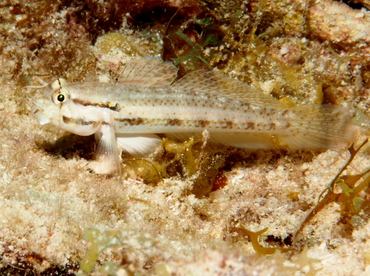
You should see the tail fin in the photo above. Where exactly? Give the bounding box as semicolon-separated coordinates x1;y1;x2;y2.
278;105;359;150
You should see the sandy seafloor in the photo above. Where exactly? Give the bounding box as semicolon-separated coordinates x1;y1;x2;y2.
1;0;370;275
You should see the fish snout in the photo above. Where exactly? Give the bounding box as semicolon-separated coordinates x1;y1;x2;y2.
32;99;54;125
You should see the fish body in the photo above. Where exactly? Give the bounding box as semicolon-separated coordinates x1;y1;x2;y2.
32;57;358;174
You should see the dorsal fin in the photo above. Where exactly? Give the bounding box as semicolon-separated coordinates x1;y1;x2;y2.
118;57;178;87
171;70;288;109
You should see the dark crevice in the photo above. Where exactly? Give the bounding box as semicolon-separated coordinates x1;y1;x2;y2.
334;0;366;10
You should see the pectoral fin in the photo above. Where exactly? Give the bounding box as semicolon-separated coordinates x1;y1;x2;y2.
90;124;121;175
116;133;162;156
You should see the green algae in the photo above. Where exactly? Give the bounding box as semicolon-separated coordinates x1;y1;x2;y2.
79;228;122;274
295;139;370;241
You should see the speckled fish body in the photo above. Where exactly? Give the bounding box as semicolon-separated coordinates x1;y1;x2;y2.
46;82;286;135
32;57;358;174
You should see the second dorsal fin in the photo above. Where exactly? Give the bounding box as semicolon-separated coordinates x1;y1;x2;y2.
118;57;178;87
171;69;288;109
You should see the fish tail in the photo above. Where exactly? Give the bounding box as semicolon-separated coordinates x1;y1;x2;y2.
278;105;359;149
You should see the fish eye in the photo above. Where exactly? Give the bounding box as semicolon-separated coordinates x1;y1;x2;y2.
52;88;70;105
57;94;65;102
51;78;70;105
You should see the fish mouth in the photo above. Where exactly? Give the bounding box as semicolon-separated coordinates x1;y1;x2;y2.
32;99;53;125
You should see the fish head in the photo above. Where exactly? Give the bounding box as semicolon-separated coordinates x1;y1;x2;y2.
32;79;102;136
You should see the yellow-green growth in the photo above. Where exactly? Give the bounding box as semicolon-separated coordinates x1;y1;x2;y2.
237;227;292;255
79;228;122;274
295;139;370;240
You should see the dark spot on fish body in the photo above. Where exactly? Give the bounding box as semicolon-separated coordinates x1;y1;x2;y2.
62;115;96;126
245;122;255;130
197;120;210;128
268;123;276;130
167;118;184;126
221;120;233;129
280;110;288;116
115;117;145;126
108;102;121;111
73;98;121;112
76;118;95;126
132;117;144;125
62;116;72;124
77;118;86;125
